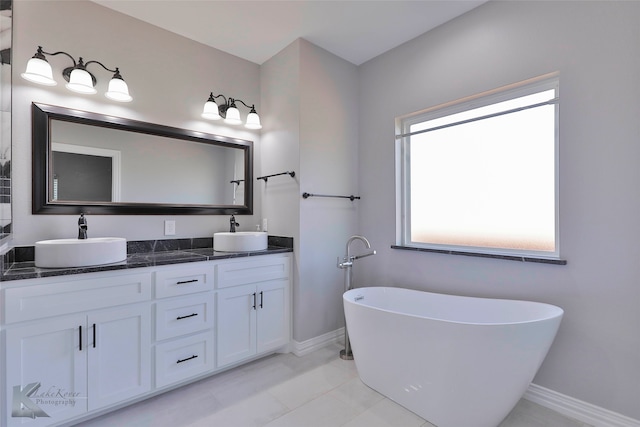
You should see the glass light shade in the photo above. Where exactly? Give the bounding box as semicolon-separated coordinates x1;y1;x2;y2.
245;112;262;129
202;100;221;120
105;77;132;102
21;57;57;86
224;106;242;125
66;68;97;94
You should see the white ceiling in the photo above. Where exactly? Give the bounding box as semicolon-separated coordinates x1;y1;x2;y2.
91;1;487;65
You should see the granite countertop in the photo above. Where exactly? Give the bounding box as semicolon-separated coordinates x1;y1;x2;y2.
1;236;293;282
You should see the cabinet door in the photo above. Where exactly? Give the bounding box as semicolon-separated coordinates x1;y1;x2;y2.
87;304;151;411
257;279;290;354
5;315;87;427
216;284;257;368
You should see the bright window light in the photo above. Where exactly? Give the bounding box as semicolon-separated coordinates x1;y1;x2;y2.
398;77;559;258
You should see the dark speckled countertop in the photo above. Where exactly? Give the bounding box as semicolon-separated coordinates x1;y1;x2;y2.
1;236;293;282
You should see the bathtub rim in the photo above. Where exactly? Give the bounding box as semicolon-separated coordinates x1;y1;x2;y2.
343;286;564;327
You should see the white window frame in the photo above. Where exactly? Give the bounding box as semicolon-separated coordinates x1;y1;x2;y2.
395;75;560;260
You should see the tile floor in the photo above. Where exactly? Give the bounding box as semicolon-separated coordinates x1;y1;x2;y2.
77;343;591;427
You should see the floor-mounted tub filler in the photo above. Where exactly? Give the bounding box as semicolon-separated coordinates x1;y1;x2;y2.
337;235;376;360
343;287;563;427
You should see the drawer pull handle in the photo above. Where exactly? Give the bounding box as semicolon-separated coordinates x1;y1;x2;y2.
177;355;198;364
93;323;96;348
260;291;264;308
79;325;82;351
252;292;257;310
176;313;198;320
176;279;198;285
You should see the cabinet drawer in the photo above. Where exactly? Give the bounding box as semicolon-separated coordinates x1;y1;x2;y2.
154;265;214;298
4;272;152;323
216;255;290;288
155;331;215;388
155;293;214;341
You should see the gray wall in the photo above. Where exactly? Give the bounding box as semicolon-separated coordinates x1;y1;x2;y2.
13;0;262;244
299;40;360;341
261;39;360;342
358;1;640;420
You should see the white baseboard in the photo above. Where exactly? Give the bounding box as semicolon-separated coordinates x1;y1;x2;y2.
292;327;344;357
525;383;640;427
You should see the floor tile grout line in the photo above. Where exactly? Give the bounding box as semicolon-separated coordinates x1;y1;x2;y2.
261;361;373;427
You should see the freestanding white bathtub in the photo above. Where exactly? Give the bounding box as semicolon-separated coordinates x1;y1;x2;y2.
343;287;563;427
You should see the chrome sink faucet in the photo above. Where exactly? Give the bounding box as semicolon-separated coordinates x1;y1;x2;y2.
78;213;88;239
229;215;239;233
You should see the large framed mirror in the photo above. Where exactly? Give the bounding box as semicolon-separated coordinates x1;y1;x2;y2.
32;103;253;215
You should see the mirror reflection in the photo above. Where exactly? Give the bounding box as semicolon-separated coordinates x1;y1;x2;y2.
0;0;11;240
50;121;245;205
33;103;253;215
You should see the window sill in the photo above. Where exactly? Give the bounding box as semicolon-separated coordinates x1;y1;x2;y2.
391;245;567;265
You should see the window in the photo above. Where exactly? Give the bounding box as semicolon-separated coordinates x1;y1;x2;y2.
396;76;559;260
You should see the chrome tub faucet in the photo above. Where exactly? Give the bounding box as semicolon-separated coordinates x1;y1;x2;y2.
337;235;376;360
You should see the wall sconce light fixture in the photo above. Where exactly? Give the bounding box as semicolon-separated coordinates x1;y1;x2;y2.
202;93;262;129
21;46;132;102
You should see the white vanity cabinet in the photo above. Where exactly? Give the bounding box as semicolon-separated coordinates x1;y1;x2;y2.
1;252;291;427
216;255;290;368
3;272;152;427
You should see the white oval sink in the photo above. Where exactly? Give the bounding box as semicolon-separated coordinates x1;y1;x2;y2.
35;237;127;268
214;232;268;252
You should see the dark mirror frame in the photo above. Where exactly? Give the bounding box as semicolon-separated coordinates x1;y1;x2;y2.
32;102;253;215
